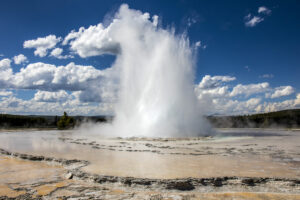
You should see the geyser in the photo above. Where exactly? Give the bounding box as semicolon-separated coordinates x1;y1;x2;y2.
75;4;210;137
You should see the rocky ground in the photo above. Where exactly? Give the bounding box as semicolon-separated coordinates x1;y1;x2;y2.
0;129;299;199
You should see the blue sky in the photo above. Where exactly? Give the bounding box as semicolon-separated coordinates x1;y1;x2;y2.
0;0;299;115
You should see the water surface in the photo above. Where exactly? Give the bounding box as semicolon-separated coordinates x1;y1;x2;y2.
0;129;299;179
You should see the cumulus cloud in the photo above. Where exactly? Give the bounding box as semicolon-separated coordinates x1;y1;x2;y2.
263;95;300;113
195;74;299;115
0;58;13;87
270;86;294;99
0;61;119;104
50;48;73;59
13;54;28;64
24;35;61;57
62;29;84;45
230;82;269;97
195;76;273;115
295;93;300;107
232;98;262;114
195;86;229;99
0;58;12;71
34;90;70;102
50;48;63;57
152;15;159;27
64;23;121;57
0;95;114;116
63;4;159;58
12;62;101;90
197;75;236;89
0;60;116;115
0;90;13;96
205;97;263;115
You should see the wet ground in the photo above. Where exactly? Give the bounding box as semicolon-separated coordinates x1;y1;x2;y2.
0;128;299;199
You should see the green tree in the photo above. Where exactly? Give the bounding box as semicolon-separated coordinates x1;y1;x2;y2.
57;112;75;129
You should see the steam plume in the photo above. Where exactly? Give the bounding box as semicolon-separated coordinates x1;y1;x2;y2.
73;5;210;137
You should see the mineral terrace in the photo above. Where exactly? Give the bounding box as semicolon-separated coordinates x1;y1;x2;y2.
0;129;299;199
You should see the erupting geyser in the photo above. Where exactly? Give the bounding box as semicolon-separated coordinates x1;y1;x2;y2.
77;4;210;137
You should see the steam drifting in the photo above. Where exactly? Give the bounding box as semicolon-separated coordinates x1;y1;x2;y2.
71;4;210;137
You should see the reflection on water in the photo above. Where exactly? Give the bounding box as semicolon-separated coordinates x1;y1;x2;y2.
0;129;299;179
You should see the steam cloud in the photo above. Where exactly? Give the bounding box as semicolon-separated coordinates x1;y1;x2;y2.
71;5;210;137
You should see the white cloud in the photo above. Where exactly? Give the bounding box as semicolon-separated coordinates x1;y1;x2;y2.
24;35;61;57
0;58;13;87
245;16;264;27
34;90;70;102
62;29;84;45
0;58;11;69
64;4;162;58
245;14;251;20
295;93;300;107
195;86;229;99
244;6;271;28
245;97;261;107
50;48;63;57
201;92;300;115
12;62;101;90
270;86;294;99
13;54;28;64
0;61;119;104
0;60;117;114
195;76;235;112
258;6;271;15
0;58;11;71
195;75;298;115
230;82;269;97
263;97;299;113
197;75;236;89
205;97;263;115
0;95;114;116
195;76;274;115
0;90;13;96
64;23;120;57
50;48;73;59
152;15;158;27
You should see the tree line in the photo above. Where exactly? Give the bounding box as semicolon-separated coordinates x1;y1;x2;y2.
0;112;109;129
1;109;299;129
207;109;300;128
